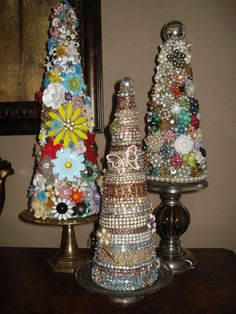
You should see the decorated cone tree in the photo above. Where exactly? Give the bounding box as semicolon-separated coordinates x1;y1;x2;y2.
92;78;160;291
143;21;207;183
28;0;100;220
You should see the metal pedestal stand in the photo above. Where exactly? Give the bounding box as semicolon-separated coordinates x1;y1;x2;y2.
19;209;98;273
147;180;208;273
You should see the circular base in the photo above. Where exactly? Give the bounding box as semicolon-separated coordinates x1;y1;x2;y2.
157;248;197;273
147;180;208;194
19;209;98;226
109;296;144;304
48;250;91;274
75;261;172;304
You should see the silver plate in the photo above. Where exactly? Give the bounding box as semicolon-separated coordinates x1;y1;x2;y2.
75;261;172;302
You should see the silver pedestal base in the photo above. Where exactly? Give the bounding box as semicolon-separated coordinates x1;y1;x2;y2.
157;248;197;273
75;261;172;304
147;180;208;273
109;296;145;304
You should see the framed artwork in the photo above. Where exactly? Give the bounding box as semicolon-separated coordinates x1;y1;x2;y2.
0;0;103;135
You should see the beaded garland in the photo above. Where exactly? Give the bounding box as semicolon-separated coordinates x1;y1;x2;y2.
143;22;207;183
28;1;100;220
92;78;160;291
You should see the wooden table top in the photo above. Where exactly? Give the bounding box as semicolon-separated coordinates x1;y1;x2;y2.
0;248;235;313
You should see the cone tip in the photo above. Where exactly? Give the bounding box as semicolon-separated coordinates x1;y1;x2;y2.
118;77;135;96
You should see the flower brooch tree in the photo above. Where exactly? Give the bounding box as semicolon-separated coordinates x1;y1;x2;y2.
28;0;100;220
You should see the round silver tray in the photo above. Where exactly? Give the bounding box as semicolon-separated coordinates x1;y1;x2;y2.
75;261;173;303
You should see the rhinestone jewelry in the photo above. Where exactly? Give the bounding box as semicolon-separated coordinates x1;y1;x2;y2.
92;78;159;291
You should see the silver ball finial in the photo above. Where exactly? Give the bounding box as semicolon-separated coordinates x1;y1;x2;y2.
162;21;186;41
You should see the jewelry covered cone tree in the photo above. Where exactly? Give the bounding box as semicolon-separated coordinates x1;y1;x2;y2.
92;78;160;291
28;0;100;220
143;21;207;183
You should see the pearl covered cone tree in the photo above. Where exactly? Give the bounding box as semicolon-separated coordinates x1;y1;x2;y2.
28;0;100;220
143;21;207;183
92;78;160;291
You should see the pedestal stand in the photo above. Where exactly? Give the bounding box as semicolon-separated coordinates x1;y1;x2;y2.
147;180;208;273
19;210;98;273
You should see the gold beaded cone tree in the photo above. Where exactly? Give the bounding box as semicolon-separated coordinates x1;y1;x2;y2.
143;21;207;183
92;78;160;291
28;0;100;220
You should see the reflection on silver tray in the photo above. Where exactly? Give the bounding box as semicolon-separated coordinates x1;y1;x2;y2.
75;261;172;301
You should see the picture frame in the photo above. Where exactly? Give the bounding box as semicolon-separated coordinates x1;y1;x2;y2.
0;0;103;135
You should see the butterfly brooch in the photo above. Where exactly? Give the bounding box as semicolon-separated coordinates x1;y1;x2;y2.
106;145;140;175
